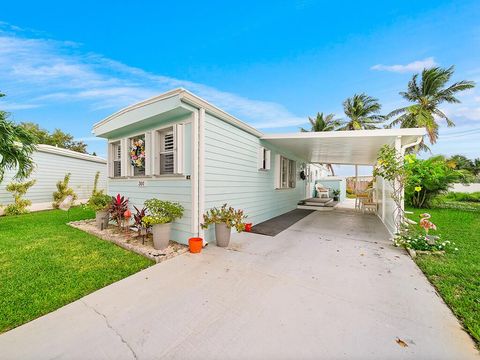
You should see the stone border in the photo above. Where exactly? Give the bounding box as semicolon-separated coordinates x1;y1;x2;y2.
69;220;188;263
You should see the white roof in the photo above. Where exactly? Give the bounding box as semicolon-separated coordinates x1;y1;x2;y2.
262;128;426;165
37;144;107;164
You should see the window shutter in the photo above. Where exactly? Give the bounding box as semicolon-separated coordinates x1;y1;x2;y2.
265;149;271;170
108;143;113;177
144;131;152;176
120;138;128;177
174;123;184;174
257;147;264;170
274;154;281;188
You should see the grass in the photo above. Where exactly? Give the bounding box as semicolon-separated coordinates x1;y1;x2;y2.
407;207;480;344
0;207;153;333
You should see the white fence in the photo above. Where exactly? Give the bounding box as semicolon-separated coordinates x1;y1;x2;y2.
0;145;107;214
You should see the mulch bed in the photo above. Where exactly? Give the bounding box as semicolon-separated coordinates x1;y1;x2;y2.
69;220;188;263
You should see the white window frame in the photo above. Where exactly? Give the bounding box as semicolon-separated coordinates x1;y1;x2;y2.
153;123;184;176
127;133;147;177
275;155;296;189
258;146;271;171
109;140;122;178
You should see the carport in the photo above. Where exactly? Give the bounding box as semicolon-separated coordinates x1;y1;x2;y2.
261;128;426;234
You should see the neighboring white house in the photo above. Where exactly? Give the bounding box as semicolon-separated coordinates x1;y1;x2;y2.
0;145;107;214
92;88;425;243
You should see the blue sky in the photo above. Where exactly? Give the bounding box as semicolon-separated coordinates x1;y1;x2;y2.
1;0;479;173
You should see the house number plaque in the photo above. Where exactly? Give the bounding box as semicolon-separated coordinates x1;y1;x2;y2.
138;181;145;187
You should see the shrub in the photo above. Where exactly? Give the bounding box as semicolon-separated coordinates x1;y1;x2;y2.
87;193;112;212
108;194;128;227
52;173;77;209
143;199;184;225
91;171;103;197
201;204;247;232
404;155;472;208
3;180;36;216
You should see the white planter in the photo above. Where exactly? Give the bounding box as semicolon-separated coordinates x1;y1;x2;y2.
215;223;231;247
95;210;109;230
152;223;171;250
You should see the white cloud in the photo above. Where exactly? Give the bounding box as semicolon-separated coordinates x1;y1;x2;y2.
0;24;308;130
371;57;437;73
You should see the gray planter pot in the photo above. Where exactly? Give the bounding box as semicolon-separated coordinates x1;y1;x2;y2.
95;210;109;230
152;223;171;250
215;223;231;247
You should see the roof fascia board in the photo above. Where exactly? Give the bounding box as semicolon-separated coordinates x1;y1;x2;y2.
261;128;426;140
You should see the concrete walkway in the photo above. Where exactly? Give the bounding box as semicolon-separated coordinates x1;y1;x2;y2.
1;210;478;359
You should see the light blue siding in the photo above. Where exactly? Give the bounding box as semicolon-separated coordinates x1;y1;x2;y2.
0;148;107;209
203;113;307;242
107;116;194;244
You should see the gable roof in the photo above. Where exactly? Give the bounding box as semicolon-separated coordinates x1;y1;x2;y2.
93;88;263;138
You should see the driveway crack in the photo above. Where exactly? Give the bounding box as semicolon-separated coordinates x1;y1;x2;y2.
81;300;137;359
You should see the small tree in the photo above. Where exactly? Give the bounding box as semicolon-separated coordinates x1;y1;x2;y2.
373;145;408;232
0;92;37;182
52;173;77;209
3;180;36;215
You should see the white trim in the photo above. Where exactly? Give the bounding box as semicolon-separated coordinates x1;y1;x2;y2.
198;108;206;240
36;144;106;164
191;110;199;235
261;128;426;140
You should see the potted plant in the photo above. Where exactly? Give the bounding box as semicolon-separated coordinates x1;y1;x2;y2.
87;193;112;229
143;199;184;250
201;204;247;247
109;194;129;230
332;189;340;202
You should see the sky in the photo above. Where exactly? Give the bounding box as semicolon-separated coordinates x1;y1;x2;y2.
1;0;479;176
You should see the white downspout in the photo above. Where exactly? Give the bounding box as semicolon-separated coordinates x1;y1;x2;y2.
191;109;199;236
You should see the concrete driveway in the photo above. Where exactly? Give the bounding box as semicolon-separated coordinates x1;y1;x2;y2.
1;210;478;359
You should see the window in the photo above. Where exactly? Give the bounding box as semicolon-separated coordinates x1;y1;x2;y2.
111;141;122;178
158;127;175;175
129;134;146;177
258;146;271;170
276;155;296;189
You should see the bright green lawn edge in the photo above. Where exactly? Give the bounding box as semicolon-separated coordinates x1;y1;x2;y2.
0;207;153;333
407;207;480;345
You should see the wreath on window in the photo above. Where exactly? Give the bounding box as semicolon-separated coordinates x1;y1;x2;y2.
130;139;145;169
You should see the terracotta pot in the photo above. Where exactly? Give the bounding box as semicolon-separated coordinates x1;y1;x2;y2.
189;237;203;253
95;210;109;230
152;223;171;250
215;223;231;247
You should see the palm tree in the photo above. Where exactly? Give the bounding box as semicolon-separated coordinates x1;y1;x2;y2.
387;66;475;144
0;92;37;182
300;112;342;176
300;112;342;132
338;93;384;130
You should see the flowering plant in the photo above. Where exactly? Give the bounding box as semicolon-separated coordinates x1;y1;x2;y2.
130;139;145;169
393;232;458;252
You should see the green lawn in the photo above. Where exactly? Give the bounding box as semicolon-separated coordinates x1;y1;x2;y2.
407;207;480;344
0;207;153;333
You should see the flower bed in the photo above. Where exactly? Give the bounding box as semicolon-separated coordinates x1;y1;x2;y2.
69;219;187;263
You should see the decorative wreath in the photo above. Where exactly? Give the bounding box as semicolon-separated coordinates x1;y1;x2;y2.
130;139;145;169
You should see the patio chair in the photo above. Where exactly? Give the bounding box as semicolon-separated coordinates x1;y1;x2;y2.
361;188;377;214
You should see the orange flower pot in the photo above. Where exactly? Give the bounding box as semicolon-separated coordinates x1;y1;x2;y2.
189;237;203;253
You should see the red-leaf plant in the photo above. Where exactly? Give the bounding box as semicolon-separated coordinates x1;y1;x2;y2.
133;206;147;229
109;194;129;228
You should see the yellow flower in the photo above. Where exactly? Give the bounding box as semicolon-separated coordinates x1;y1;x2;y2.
415;186;422;192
